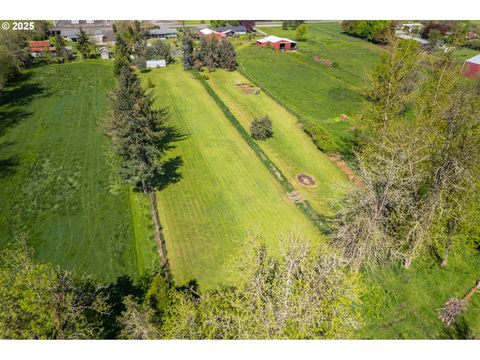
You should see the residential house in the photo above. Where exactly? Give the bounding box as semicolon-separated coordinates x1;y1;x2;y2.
146;28;178;39
214;25;247;36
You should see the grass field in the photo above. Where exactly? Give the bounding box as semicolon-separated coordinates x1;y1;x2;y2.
360;247;480;339
143;65;322;287
237;22;383;155
206;69;351;216
0;61;157;283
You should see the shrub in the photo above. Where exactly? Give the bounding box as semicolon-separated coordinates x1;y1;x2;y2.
250;115;273;140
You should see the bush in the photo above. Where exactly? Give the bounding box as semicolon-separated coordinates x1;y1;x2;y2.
250;115;273;140
466;40;480;50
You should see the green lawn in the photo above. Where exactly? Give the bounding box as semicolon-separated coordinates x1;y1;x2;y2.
360;246;480;339
143;65;322;287
0;60;157;283
206;69;351;217
237;22;383;155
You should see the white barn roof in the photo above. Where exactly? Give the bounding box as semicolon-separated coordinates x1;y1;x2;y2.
466;54;480;65
200;28;216;35
257;35;295;43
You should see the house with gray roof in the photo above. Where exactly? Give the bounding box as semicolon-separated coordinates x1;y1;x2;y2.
146;28;177;39
214;25;247;36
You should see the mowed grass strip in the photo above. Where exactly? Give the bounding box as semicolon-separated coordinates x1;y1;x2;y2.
0;61;157;282
207;70;351;216
144;65;322;287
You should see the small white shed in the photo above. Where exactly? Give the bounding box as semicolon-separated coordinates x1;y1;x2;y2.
146;59;166;68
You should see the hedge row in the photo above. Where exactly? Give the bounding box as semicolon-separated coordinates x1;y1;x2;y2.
194;71;330;234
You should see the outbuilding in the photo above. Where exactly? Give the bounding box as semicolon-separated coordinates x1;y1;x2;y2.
99;46;111;60
29;40;55;57
146;59;166;68
256;35;297;51
463;54;480;78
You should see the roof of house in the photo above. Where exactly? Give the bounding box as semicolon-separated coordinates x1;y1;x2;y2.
148;28;177;35
215;25;247;33
257;35;295;43
61;29;79;37
466;54;480;65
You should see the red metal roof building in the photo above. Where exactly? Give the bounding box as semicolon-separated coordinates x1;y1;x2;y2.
256;35;297;51
463;54;480;78
29;40;54;57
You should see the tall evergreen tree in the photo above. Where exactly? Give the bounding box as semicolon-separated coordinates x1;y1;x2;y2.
107;66;180;273
76;27;91;59
182;32;194;70
54;33;67;63
219;39;236;70
113;32;131;76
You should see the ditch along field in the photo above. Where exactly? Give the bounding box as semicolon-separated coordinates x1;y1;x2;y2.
0;61;157;282
206;69;351;217
143;64;322;288
238;22;383;155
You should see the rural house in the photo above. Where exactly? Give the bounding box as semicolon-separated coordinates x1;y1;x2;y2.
256;36;297;51
146;59;166;68
29;40;55;57
463;54;480;78
214;25;247;36
146;28;178;39
199;28;226;39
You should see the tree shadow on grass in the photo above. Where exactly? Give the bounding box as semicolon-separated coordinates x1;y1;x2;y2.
0;72;44;136
103;275;144;339
152;156;184;191
0;155;19;179
440;317;474;339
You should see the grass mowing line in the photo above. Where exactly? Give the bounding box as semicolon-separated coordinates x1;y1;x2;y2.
206;70;352;218
194;71;330;234
144;65;323;287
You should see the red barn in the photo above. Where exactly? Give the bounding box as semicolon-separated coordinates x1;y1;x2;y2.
256;35;297;51
463;54;480;78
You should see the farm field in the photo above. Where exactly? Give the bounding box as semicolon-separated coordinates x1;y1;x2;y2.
0;61;157;283
238;22;383;155
360;248;480;339
206;69;351;216
143;65;322;287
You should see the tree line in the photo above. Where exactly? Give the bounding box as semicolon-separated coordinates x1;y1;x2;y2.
0;231;365;339
333;34;480;272
182;31;237;71
108;22;183;273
